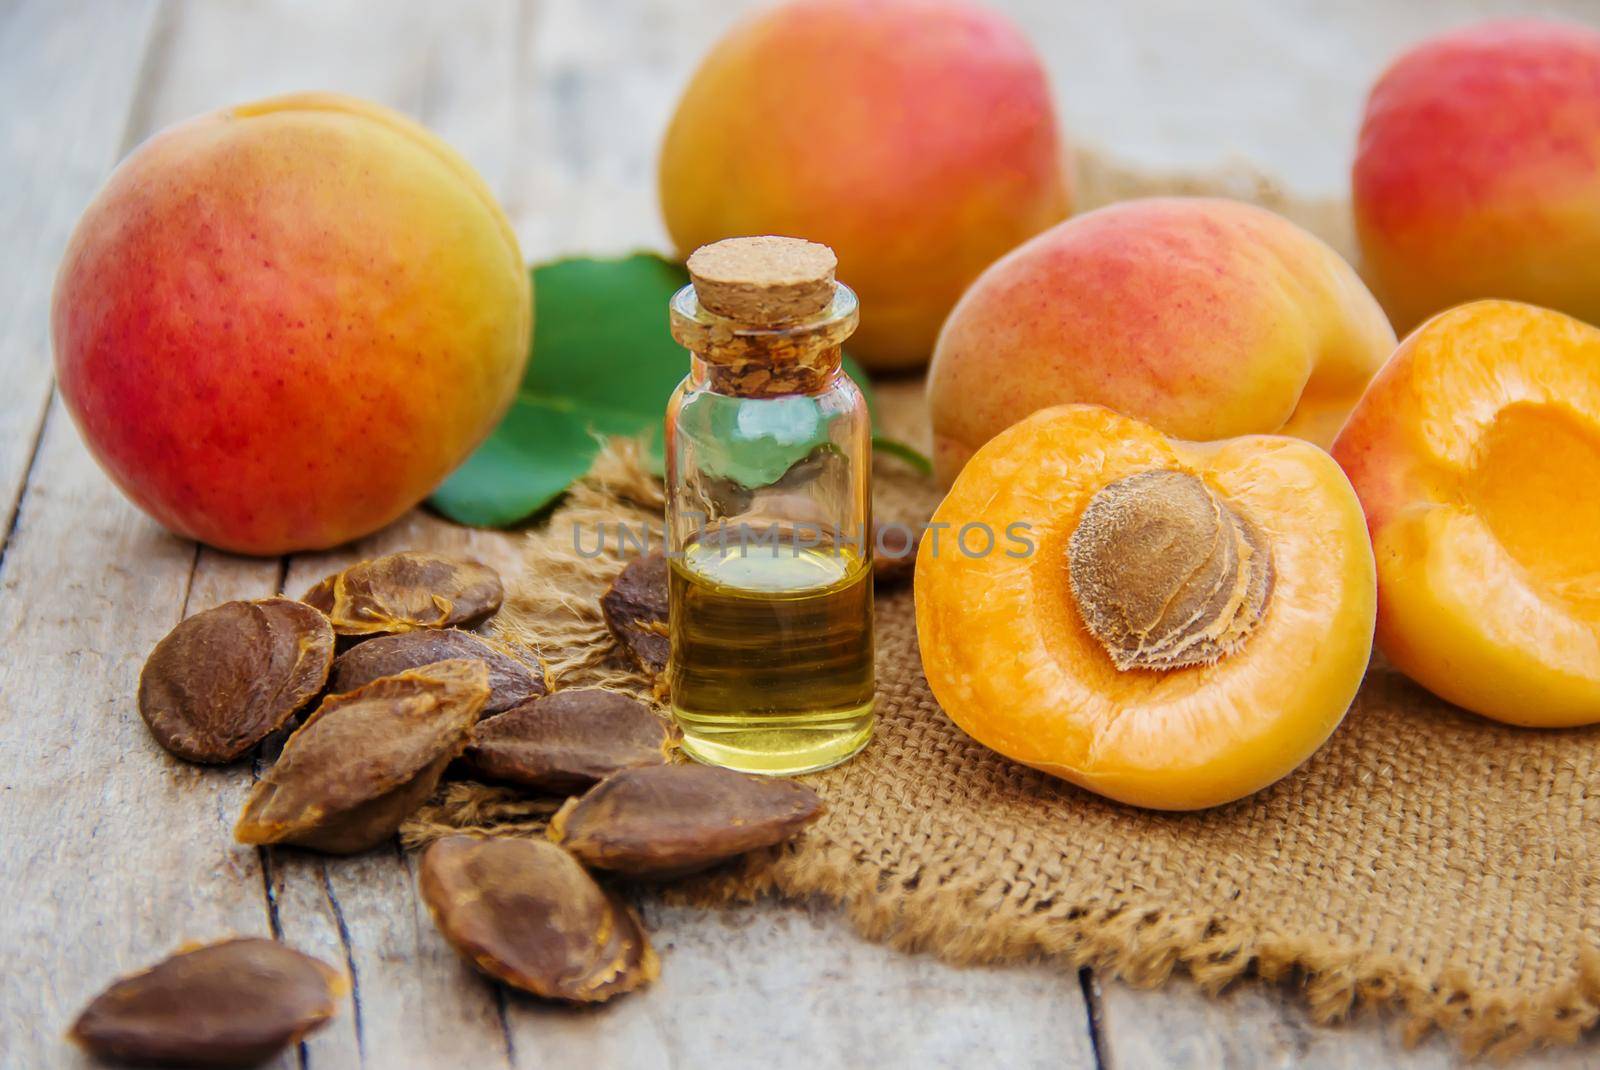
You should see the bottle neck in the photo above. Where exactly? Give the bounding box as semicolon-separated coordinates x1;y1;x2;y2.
686;347;843;397
670;281;859;400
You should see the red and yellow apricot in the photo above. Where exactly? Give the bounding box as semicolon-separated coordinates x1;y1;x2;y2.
1332;301;1600;727
1353;20;1600;333
916;405;1376;810
927;198;1395;486
52;93;531;555
658;0;1071;371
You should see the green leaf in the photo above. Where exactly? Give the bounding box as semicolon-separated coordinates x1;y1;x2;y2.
872;435;933;475
431;253;879;528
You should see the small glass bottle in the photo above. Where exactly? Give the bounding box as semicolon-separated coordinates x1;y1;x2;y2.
664;236;874;776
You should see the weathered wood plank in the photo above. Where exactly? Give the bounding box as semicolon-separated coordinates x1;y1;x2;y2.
1094;973;1598;1069
0;0;164;553
505;898;1099;1069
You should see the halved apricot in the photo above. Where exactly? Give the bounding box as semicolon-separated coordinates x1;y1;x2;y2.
915;405;1376;810
1332;301;1600;727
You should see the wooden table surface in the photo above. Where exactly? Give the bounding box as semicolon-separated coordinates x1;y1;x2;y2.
2;3;1595;1067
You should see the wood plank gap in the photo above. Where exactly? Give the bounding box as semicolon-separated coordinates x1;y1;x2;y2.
0;390;52;570
320;860;368;1064
505;0;540;235
493;984;518;1068
114;0;177;158
249;689;300;1067
175;541;203;617
1080;968;1113;1070
389;842;515;1070
259;849;285;942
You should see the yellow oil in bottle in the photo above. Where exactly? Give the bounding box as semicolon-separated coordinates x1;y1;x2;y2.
668;534;875;775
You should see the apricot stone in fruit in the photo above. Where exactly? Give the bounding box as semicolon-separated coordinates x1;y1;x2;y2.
1332;301;1600;727
1354;21;1600;333
659;0;1070;371
52;93;531;555
927;198;1395;485
1068;470;1273;672
915;405;1376;811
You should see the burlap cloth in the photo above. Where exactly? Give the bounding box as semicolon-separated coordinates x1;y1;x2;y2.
404;395;1600;1062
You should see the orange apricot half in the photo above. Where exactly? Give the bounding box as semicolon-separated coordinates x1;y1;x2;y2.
1332;301;1600;727
915;405;1376;810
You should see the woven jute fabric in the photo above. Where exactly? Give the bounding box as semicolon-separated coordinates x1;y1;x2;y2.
404;428;1600;1062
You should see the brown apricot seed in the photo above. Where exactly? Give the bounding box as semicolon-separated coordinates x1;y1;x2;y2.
418;835;657;1003
138;598;334;764
549;764;825;878
68;937;343;1068
871;520;921;586
300;551;503;639
601;551;669;675
329;629;545;714
461;689;673;792
235;659;489;853
1067;469;1274;672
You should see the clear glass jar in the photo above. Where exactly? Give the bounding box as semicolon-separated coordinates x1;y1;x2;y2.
663;277;875;775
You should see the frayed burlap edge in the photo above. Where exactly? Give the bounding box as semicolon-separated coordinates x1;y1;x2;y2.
664;843;1600;1063
404;441;1600;1064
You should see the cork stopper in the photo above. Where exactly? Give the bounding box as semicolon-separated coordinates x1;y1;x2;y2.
686;236;837;326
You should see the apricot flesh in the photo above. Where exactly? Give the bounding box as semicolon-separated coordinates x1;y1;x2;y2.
915;405;1376;810
1332;301;1600;727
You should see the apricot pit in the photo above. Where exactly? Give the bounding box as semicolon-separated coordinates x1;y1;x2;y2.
330;628;544;714
301;551;503;639
418;835;657;1003
601;551;670;675
69;938;343;1067
138;598;334;764
549;764;825;877
1068;470;1274;672
461;689;673;792
235;659;489;853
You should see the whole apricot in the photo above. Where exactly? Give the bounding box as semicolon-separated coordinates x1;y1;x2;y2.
52;93;531;555
927;198;1394;486
1332;301;1600;727
916;405;1376;810
1354;21;1600;333
659;0;1071;371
